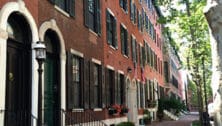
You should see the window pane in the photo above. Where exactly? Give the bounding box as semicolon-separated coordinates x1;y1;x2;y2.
72;56;81;108
94;64;99;107
88;0;95;13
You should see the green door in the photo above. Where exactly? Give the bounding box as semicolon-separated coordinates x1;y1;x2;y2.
44;54;59;126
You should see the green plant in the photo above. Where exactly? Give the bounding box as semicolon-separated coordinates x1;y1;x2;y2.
143;110;152;124
192;120;201;126
116;122;135;126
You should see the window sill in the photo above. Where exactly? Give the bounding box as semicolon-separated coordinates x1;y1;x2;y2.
93;108;103;111
54;5;70;18
71;108;84;112
109;45;117;50
123;54;129;59
89;29;98;37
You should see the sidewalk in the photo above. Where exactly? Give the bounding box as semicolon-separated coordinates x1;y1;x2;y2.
148;113;199;126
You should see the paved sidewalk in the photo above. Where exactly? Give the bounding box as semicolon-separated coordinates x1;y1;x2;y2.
148;113;199;126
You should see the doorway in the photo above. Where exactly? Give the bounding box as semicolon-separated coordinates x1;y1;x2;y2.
42;30;60;126
5;13;32;126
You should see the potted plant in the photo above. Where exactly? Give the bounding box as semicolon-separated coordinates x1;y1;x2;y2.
108;104;121;115
120;105;129;114
143;110;152;125
108;107;117;115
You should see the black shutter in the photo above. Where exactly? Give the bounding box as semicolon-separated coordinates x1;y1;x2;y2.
83;59;90;109
130;0;133;21
89;61;95;108
68;0;75;17
123;75;126;105
95;0;101;35
114;72;118;104
105;68;110;106
120;26;125;54
135;40;138;63
133;4;136;24
145;82;148;108
113;17;118;48
101;66;106;108
106;10;111;44
84;0;89;27
131;36;134;62
66;51;72;109
126;30;129;57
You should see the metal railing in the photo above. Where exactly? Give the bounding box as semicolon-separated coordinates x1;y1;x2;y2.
0;109;108;126
61;109;108;126
0;109;37;126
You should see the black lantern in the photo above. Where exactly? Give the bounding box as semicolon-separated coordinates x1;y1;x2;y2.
34;41;46;61
34;41;46;126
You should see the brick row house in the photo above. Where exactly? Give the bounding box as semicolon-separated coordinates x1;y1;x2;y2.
163;32;185;101
0;0;165;126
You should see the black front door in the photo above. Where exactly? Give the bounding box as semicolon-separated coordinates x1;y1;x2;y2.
5;39;31;126
44;53;60;126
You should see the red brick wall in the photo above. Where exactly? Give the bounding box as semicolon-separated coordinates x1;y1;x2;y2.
38;0;104;60
101;0;164;84
0;0;38;27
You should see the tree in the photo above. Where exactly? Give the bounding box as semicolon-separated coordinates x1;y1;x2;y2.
156;0;212;124
204;0;222;125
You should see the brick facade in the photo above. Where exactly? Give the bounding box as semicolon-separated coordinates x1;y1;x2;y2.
0;0;169;125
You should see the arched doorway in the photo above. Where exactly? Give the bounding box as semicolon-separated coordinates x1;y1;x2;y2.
41;30;60;126
5;12;32;126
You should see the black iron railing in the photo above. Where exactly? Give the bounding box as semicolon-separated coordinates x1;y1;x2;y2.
0;109;37;126
61;109;108;126
0;109;108;126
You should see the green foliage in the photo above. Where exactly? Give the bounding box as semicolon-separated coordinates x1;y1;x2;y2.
116;122;135;126
143;109;152;119
157;0;212;104
159;98;187;114
192;120;201;126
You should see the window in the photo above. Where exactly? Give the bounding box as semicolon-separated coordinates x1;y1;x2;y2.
140;82;144;108
116;74;125;104
145;14;149;33
136;81;140;108
142;41;147;66
120;25;129;56
50;0;75;17
145;81;149;108
92;64;101;108
147;0;152;9
149;80;153;100
141;8;145;32
68;55;82;109
137;10;141;31
120;0;128;12
106;9;117;48
130;1;137;24
84;0;101;34
106;69;115;105
139;44;143;67
131;36;137;63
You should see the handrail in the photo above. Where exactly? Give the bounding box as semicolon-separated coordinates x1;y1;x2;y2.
0;109;38;126
61;109;108;126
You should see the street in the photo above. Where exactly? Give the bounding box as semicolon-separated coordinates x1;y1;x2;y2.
149;112;199;126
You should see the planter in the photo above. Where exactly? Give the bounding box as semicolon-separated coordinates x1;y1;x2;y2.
108;108;117;115
143;118;151;124
157;112;164;121
121;108;129;114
